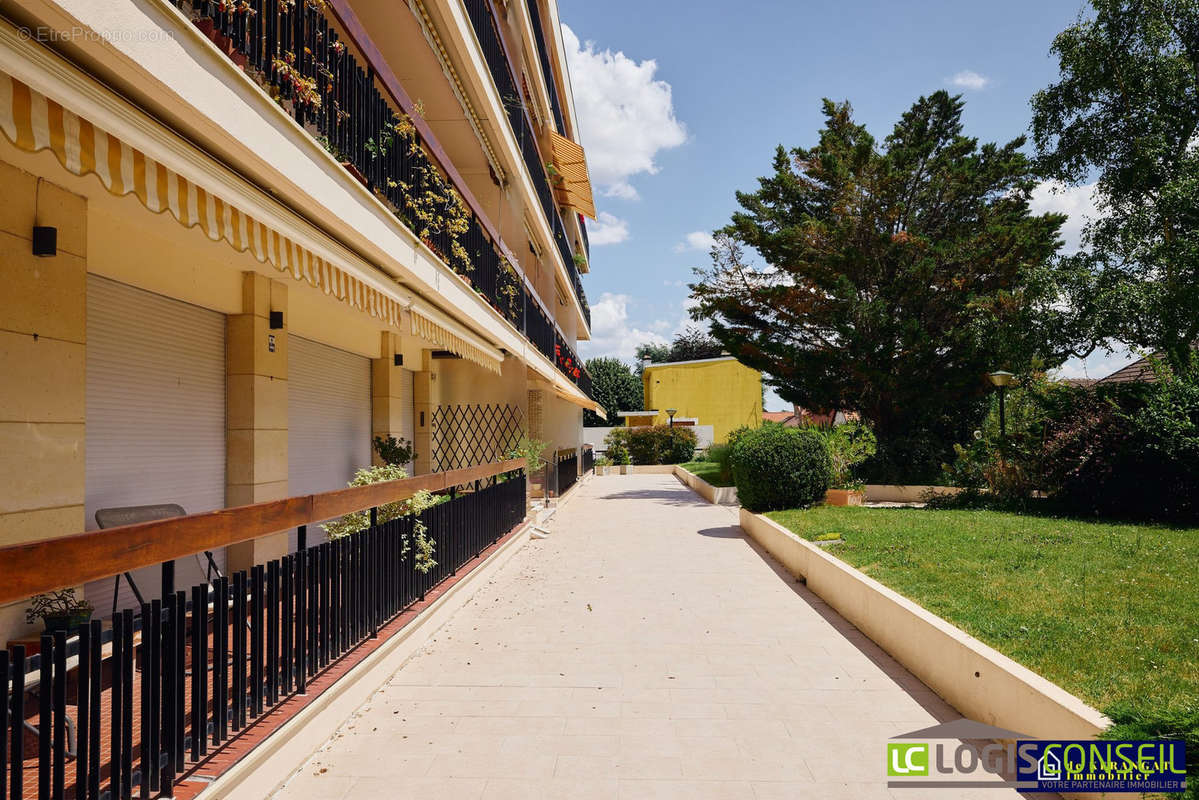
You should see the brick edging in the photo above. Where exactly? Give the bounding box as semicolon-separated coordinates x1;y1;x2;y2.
188;517;533;799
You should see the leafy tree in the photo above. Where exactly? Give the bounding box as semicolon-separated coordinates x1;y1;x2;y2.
1031;0;1199;374
584;357;643;426
634;342;670;373
667;326;724;362
690;92;1069;476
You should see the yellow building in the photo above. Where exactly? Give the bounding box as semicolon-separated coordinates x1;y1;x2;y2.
633;357;763;443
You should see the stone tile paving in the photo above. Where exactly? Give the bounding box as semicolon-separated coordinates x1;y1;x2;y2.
275;474;1038;800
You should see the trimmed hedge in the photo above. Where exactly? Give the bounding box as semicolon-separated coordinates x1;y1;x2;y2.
730;426;831;512
626;425;697;465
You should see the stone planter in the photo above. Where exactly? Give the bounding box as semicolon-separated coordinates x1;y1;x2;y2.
824;489;865;507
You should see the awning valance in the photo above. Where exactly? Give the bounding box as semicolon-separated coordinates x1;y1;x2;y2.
548;130;596;221
0;71;405;328
0;69;508;371
410;305;503;374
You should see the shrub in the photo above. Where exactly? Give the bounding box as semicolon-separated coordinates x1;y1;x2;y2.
603;428;632;465
372;434;415;466
506;434;549;472
705;443;733;483
625;425;697;465
818;421;876;490
730;426;831;512
322;465;442;572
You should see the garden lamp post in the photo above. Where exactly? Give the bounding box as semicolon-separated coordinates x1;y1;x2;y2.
666;408;677;428
988;371;1015;439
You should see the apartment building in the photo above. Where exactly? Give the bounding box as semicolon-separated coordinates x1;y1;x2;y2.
0;0;598;642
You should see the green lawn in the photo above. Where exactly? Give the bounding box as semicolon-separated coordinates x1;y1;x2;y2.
679;461;734;486
767;506;1199;730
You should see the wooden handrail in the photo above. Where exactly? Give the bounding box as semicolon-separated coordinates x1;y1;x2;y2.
0;459;525;606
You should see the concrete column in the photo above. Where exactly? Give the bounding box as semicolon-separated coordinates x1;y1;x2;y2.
371;331;410;467
225;272;289;571
411;350;439;475
0;163;87;644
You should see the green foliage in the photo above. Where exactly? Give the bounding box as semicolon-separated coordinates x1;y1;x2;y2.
583;357;643;426
817;421;877;490
1031;0;1199;375
1103;703;1199;800
940;362;1199;521
372;434;415;467
691;91;1070;479
506;435;550;473
321;465;442;573
624;425;698;465
27;588;92;625
705;443;734;484
729;425;831;512
634;327;724;373
679;460;734;487
603;428;632;465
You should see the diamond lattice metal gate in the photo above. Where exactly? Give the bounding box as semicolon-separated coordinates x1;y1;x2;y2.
429;404;525;472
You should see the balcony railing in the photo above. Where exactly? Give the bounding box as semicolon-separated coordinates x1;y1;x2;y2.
0;460;527;800
524;0;566;135
460;0;590;328
176;0;590;392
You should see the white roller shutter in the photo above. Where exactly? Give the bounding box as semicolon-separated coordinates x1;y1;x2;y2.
84;276;227;615
288;336;371;546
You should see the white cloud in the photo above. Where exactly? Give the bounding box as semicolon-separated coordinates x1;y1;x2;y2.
948;70;990;90
562;25;687;201
580;292;668;360
1029;180;1099;254
587;211;630;245
672;231;716;253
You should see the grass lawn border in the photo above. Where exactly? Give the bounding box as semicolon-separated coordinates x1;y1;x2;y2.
737;507;1110;744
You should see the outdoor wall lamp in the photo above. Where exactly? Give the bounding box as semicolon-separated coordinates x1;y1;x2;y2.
394;353;403;367
269;310;284;329
666;408;677;427
32;225;57;257
987;371;1015;438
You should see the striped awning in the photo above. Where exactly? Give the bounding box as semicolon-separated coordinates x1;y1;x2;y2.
0;70;502;372
410;305;502;374
548;131;596;220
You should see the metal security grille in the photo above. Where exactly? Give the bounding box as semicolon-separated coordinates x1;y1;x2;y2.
430;404;525;472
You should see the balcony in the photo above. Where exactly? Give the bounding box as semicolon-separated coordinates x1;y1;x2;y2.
174;0;590;392
459;0;591;329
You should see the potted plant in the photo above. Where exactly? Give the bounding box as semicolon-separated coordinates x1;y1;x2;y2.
820;421;876;506
26;589;93;633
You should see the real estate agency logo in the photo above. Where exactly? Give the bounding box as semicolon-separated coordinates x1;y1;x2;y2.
886;719;1187;793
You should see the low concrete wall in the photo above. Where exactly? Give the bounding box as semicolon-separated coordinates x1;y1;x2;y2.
738;509;1109;745
673;466;738;506
864;484;964;503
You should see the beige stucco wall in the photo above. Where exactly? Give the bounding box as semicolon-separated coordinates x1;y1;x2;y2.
0;159;87;643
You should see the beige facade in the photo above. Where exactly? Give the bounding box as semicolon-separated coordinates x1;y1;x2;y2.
0;0;597;644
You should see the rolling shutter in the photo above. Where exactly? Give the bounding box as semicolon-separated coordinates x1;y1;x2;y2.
288;336;371;546
84;275;227;615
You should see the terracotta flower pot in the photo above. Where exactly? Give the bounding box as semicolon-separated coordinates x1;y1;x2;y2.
824;489;865;507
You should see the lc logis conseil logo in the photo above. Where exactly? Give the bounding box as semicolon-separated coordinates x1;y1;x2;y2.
886;718;1187;793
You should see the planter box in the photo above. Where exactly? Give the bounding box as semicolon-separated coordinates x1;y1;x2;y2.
863;484;964;504
824;489;865;507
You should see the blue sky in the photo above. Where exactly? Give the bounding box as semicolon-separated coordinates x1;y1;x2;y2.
560;0;1136;409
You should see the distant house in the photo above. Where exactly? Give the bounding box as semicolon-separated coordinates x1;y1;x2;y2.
625;356;763;443
763;405;857;428
1096;356;1160;385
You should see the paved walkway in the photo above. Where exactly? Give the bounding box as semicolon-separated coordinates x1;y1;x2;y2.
275;474;1028;800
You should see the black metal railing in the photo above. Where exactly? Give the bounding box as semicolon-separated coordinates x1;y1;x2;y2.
177;0;590;390
461;0;590;327
525;0;565;135
557;450;579;496
582;446;594;475
1;472;526;800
